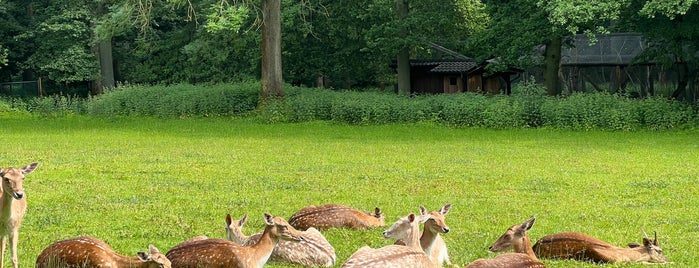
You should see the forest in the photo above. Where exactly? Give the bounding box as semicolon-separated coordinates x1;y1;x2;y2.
0;0;697;101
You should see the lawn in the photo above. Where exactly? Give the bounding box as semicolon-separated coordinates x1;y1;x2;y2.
2;113;697;267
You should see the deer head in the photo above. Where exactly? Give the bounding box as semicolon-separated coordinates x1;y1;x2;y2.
265;213;304;242
628;231;667;263
420;204;450;235
0;162;38;200
489;217;536;253
136;245;172;268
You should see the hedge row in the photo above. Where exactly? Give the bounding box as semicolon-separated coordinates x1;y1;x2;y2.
1;82;696;131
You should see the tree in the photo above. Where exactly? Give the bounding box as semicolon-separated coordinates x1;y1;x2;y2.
260;0;283;100
472;0;624;95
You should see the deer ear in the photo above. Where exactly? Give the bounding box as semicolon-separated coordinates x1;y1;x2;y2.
419;206;427;216
522;217;536;231
628;242;641;248
149;245;160;254
22;162;38;174
264;213;274;225
408;213;416;223
240;214;248;226
643;237;652;247
226;214;232;225
374;207;382;217
441;204;451;215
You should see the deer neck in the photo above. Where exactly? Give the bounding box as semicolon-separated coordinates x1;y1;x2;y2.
419;226;439;254
113;255;148;268
249;225;277;264
227;228;252;245
404;222;422;250
602;246;651;262
514;233;539;261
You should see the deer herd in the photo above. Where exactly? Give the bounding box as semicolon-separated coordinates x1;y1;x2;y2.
0;162;671;267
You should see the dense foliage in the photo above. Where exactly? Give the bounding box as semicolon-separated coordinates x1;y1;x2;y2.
1;82;695;131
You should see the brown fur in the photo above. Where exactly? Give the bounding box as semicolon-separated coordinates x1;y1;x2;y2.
225;214;336;267
35;236;170;268
288;204;385;230
342;213;438;268
166;214;304;268
532;232;667;263
466;217;545;268
0;162;37;268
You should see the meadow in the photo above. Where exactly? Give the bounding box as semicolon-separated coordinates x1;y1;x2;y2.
2;113;698;267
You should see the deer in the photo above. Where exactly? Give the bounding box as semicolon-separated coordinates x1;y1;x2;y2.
394;204;455;267
288;204;385;230
532;231;667;264
466;217;546;268
341;213;439;268
0;162;38;268
166;213;304;268
225;213;336;267
35;236;171;268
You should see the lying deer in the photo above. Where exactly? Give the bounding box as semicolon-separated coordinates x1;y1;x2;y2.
0;162;38;268
166;213;304;268
342;213;439;268
395;204;455;267
288;204;385;230
466;217;546;268
225;213;336;267
35;236;170;268
532;231;667;263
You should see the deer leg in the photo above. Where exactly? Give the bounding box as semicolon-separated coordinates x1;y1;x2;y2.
9;229;17;268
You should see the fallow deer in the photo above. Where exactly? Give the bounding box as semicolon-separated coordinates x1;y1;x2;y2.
225;213;336;267
35;236;171;268
166;213;304;268
0;162;38;268
466;217;546;268
341;213;439;268
395;204;455;267
288;204;385;230
532;231;667;263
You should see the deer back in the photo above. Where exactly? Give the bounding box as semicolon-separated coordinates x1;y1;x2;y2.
532;232;667;263
288;204;385;230
466;253;546;268
226;214;336;267
35;236;170;268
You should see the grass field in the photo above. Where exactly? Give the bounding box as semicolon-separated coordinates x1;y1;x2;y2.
1;113;697;267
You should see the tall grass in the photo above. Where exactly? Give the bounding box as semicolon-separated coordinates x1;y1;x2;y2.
1;114;697;267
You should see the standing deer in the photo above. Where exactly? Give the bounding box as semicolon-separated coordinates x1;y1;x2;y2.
532;231;667;263
395;204;455;267
466;217;546;268
166;213;304;268
288;204;385;230
0;162;38;268
35;236;171;268
342;213;439;268
225;213;336;267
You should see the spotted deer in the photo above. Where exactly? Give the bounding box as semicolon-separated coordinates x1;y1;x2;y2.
341;213;439;268
532;231;667;263
288;204;385;230
395;204;454;267
225;214;336;267
466;217;546;268
35;236;171;268
166;213;304;268
0;162;37;268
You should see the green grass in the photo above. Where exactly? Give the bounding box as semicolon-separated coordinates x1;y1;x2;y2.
1;113;697;267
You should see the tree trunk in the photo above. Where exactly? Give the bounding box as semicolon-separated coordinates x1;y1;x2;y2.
261;0;283;101
396;0;410;95
98;40;115;94
543;36;562;95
